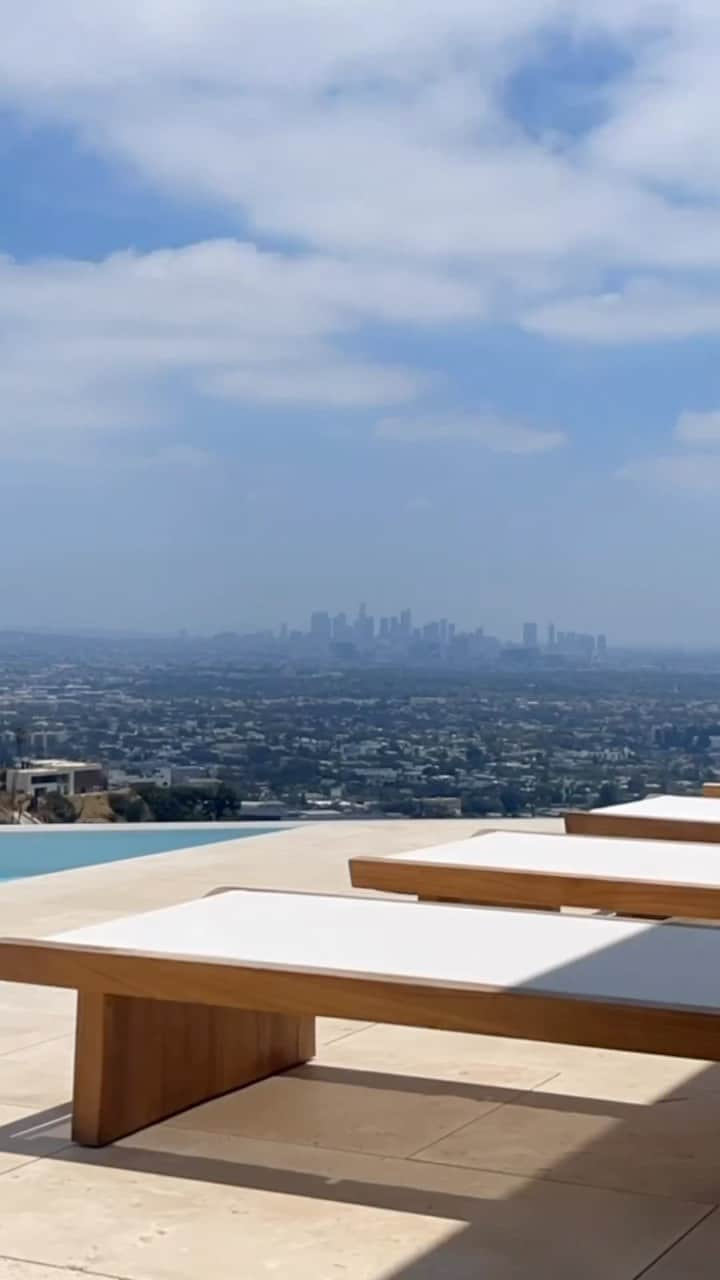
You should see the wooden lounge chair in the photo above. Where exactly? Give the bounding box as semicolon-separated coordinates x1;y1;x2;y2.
1;888;720;1147
703;782;720;798
349;829;720;917
565;794;720;843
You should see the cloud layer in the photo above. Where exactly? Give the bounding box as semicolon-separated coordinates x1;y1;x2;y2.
2;1;720;449
0;240;482;443
623;407;720;494
376;414;565;454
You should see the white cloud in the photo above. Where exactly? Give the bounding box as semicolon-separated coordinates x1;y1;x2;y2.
523;280;720;343
376;413;566;454
1;0;720;448
90;92;720;274
623;405;720;494
0;240;483;437
623;454;720;495
139;444;215;470
209;363;422;408
0;2;615;98
589;7;720;197
675;410;720;444
1;2;720;279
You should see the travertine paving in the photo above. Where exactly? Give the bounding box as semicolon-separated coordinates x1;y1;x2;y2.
0;819;716;1278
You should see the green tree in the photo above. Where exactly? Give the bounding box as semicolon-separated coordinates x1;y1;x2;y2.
134;782;241;822
134;784;198;821
596;781;620;807
529;782;558;813
39;792;76;824
109;791;150;823
209;782;241;819
13;724;29;762
499;785;524;816
461;791;493;817
625;771;647;798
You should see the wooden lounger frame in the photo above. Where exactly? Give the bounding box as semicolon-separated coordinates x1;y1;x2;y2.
2;888;720;1147
565;809;720;844
349;852;720;920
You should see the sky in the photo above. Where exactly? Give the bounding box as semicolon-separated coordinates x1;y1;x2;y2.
3;2;720;645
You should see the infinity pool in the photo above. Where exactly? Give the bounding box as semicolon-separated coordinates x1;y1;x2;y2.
0;825;281;882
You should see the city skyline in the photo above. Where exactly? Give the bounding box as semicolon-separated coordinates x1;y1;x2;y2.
302;605;607;653
0;606;609;655
222;603;610;659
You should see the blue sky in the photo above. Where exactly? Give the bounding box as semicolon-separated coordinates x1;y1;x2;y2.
2;1;720;644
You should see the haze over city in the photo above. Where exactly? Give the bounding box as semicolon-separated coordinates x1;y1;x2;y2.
3;3;720;644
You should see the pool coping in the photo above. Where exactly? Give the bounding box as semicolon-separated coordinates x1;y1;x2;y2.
0;820;297;835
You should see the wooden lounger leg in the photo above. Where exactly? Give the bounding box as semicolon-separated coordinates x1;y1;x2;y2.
72;992;316;1146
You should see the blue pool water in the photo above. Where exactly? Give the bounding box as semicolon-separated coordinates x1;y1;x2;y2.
0;826;279;883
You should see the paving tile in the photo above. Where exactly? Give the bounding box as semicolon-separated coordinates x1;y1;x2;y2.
0;1038;73;1112
0;1129;705;1280
163;1061;512;1157
376;1026;720;1088
0;1103;72;1171
641;1207;720;1277
0;818;715;1279
316;1018;373;1047
0;983;75;1018
0;1263;99;1279
0;820;561;926
531;1055;720;1105
319;1023;558;1089
0;1008;73;1058
416;1086;720;1202
0;909;117;941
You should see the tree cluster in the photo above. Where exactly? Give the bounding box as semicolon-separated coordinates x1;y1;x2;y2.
109;782;242;823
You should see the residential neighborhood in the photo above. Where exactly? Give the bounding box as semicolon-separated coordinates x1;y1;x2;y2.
0;636;718;821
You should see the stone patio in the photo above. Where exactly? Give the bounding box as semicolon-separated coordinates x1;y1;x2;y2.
0;819;717;1278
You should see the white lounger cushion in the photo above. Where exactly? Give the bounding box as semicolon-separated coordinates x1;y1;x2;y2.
387;830;720;888
591;795;720;822
53;888;720;1012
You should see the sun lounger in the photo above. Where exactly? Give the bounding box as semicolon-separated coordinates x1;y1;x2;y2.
565;794;720;843
1;888;720;1146
349;830;720;918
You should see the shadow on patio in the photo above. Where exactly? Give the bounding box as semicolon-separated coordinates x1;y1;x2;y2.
2;914;720;1276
